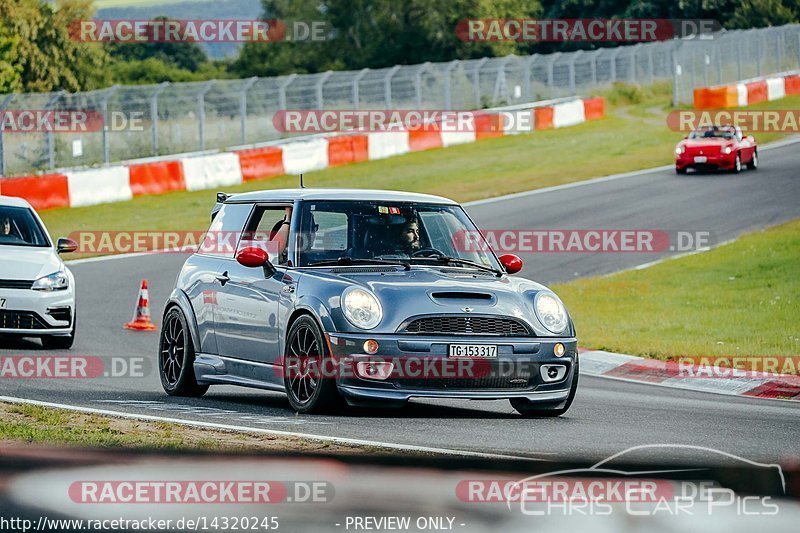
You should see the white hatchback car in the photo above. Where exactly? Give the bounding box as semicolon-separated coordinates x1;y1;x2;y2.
0;195;77;348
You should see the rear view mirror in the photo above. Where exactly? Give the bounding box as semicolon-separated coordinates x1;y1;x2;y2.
236;246;269;268
56;237;78;254
499;254;523;274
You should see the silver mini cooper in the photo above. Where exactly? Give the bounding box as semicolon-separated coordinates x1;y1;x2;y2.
159;189;578;416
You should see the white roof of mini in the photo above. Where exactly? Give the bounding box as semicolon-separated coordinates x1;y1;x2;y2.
227;188;458;205
0;195;33;208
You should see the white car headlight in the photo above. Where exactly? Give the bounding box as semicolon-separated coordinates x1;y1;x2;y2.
534;291;568;334
342;287;382;329
675;145;685;155
723;146;733;154
32;271;69;291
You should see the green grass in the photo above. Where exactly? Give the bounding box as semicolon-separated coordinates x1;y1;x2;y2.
39;84;800;244
553;219;800;361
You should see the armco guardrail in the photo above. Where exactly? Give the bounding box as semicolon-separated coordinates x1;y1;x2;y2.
0;96;604;211
693;70;800;108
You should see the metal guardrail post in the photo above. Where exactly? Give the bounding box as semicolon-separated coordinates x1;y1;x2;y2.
45;91;65;170
0;95;13;176
239;77;258;145
415;62;431;109
443;60;459;110
150;82;170;156
352;68;369;109
100;85;119;164
197;81;214;151
472;57;488;108
568;50;582;94
278;74;297;110
315;70;333;109
383;65;401;109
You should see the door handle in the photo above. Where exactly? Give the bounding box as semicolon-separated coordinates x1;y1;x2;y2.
215;271;230;286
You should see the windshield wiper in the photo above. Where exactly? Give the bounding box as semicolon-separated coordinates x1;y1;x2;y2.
309;257;411;270
411;255;503;277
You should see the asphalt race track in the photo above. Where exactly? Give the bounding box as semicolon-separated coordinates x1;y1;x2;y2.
2;139;800;464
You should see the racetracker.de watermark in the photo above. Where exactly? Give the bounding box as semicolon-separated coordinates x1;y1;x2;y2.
67;231;284;256
452;230;715;253
668;110;800;132
70;19;329;43
272;109;536;133
455;19;721;42
677;356;800;378
0;356;149;379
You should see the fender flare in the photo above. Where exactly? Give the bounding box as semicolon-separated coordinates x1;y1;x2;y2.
164;288;201;352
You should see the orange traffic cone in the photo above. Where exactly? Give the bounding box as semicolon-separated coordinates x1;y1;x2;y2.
124;279;157;331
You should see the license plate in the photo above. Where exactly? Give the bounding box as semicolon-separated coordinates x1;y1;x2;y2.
694;156;707;163
0;298;6;309
448;344;497;358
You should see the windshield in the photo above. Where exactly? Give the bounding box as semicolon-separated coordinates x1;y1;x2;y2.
689;127;735;139
0;205;50;247
296;200;501;270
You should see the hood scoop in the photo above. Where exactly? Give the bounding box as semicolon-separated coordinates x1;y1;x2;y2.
430;291;495;306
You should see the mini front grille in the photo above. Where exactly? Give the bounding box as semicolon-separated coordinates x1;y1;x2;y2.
0;279;34;290
0;310;50;330
400;315;531;336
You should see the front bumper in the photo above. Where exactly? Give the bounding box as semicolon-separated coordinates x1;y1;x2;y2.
676;153;736;171
326;333;577;404
0;287;74;336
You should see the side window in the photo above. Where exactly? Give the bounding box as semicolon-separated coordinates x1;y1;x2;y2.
240;205;293;264
198;203;253;258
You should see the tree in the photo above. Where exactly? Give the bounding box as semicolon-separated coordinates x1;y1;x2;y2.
0;27;22;93
105;17;209;72
727;0;797;28
0;0;109;92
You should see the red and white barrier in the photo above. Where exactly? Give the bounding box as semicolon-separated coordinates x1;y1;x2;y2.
0;96;604;210
693;71;799;109
66;166;132;208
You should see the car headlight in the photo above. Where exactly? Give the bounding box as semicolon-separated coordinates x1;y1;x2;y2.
534;291;568;334
723;146;733;154
342;287;382;329
32;271;69;291
675;145;685;155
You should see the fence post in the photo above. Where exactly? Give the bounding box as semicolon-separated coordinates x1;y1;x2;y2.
590;50;600;85
472;57;488;108
756;34;762;77
648;44;655;83
415;62;431;109
443;60;459;110
149;82;170;156
0;95;13;176
278;74;297;110
672;41;682;107
736;39;742;80
777;32;783;73
523;54;538;100
568;50;582;95
197;81;214;151
610;48;622;82
629;44;642;83
352;68;369;109
100;85;119;165
315;70;333;109
383;65;401;108
45;91;65;170
546;52;561;97
239;77;258;145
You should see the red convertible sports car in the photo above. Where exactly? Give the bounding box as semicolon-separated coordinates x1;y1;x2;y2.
675;125;758;174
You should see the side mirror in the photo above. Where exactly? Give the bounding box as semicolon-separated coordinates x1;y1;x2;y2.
236;246;269;268
56;237;78;254
499;254;523;274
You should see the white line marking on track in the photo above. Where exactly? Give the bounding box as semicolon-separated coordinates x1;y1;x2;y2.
0;395;548;461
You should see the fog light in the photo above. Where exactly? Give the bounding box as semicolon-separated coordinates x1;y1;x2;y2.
554;343;565;357
355;360;394;380
363;339;379;354
540;364;567;383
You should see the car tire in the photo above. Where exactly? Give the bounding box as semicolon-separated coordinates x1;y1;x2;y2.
732;153;741;173
747;151;758;170
42;314;76;350
159;306;209;397
283;315;343;414
510;361;579;418
675;167;687;175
